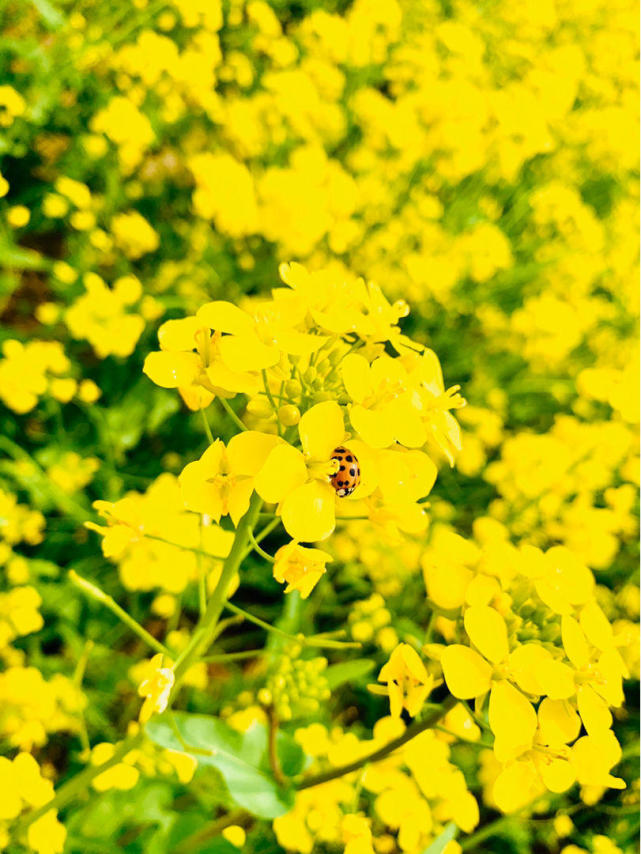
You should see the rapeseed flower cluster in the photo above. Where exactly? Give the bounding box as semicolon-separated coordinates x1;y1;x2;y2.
142;262;462;558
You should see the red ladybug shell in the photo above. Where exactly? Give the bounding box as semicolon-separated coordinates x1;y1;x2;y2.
329;446;360;497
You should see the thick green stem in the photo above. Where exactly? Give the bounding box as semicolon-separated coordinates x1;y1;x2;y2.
172;493;262;683
297;694;457;790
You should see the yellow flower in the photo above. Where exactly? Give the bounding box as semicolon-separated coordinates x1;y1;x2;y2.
111;210;159;258
138;653;174;723
341;814;375;854
570;730;625;790
180;431;282;525
90;742;140;791
7;205;30;227
342;353;427;449
378;643;433;718
0;756;23;819
255;400;350;542
273;540;332;598
222;825;247;848
27;809;67;854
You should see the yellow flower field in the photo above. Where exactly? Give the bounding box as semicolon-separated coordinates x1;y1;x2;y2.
0;0;638;852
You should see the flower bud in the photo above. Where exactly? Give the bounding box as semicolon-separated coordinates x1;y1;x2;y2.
279;404;300;426
246;397;273;417
285;379;302;398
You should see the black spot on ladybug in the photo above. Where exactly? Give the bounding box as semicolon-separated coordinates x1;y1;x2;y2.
329;446;360;497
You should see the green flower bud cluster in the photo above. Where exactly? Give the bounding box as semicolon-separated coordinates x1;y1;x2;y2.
263;646;330;721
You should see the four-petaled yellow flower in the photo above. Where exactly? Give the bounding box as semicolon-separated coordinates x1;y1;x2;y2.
180;431;282;525
273;541;333;598
255;401;357;542
378;643;433;718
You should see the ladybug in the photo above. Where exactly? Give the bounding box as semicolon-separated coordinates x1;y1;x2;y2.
329;446;360;497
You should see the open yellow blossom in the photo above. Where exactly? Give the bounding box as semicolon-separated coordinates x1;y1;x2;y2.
342;353;427;449
255;400;353;542
180;431;282;525
378;643;433;718
138;654;175;723
273;541;332;598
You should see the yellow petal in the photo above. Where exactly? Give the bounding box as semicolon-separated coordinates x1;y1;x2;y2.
342;353;371;404
376;449;437;503
400;643;429;683
206;361;261;395
534;752;575;793
465;575;501;607
571;731;625;789
391;401;427;449
143;351;200;389
508;644;551;695
254;444;307;504
489;680;537;760
592;648;626;707
576;685;612;735
158;317;202;351
227;432;282;477
579;601;614;651
196;301;255;335
179;443;225;520
537;698;581;746
464;606;509;664
561;615;590;669
423;560;473;610
534;657;576;700
350;405;396;449
218;334;280;372
280;480;336;542
299;401;345;462
272;329;328;357
228;479;254;527
440;645;492;699
493;761;544;813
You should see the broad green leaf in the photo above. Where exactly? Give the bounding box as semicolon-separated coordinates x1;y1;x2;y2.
422;822;458;854
325;658;375;690
146;713;301;819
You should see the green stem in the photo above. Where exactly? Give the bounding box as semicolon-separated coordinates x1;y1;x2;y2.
224;602;360;649
218;396;248;432
0;435;91;523
144;533;226;561
200;408;214;444
262;369;281;435
16;733;144;831
202;649;265;663
69;571;172;657
174;809;248;854
297;695;457;790
267;706;286;786
172;493;263;684
248;528;275;562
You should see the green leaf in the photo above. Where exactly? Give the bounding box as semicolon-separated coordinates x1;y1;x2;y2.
146;713;300;819
325;658;375;690
422;822;458;854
